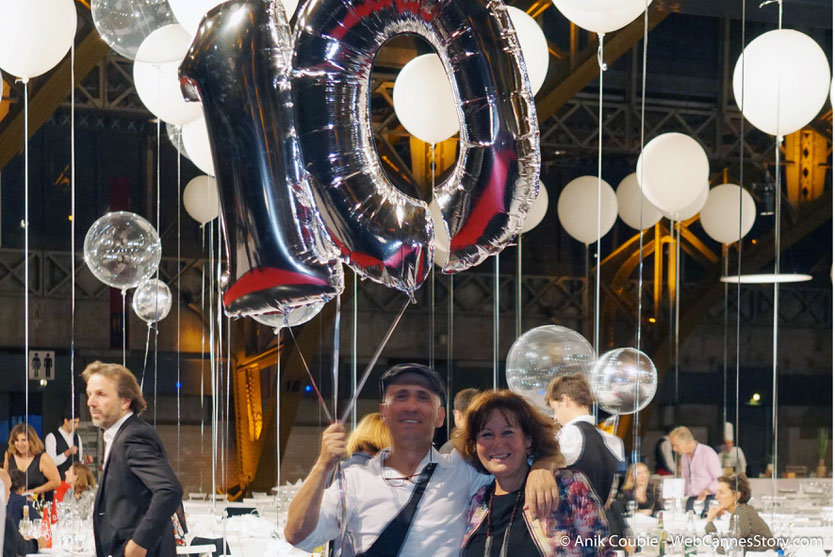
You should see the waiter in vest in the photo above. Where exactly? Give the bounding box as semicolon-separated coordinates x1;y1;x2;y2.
546;373;630;539
45;407;92;481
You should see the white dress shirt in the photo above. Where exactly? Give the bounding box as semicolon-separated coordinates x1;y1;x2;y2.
45;426;83;467
557;414;625;466
296;447;491;556
103;412;134;467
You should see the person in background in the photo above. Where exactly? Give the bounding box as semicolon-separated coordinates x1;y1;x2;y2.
618;462;659;516
5;471;40;526
3;424;61;502
718;422;747;475
83;361;183;557
654;426;676;476
454;390;612;556
45;406;93;482
669;425;721;516
62;463;96;520
0;469;45;557
342;412;392;468
439;388;479;454
705;474;775;553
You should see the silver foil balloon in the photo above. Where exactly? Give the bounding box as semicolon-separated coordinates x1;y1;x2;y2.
132;279;173;323
165;122;189;160
92;0;179;62
505;325;596;415
291;0;540;286
251;300;325;331
591;348;657;416
179;0;344;319
84;211;162;291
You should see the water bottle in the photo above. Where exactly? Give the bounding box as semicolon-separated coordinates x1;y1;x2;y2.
684;510;697;557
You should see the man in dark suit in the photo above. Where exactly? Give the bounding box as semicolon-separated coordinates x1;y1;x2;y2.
82;361;183;557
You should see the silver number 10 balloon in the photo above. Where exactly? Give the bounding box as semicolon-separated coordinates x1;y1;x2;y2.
180;0;539;318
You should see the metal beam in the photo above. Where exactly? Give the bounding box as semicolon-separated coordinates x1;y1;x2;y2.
0;29;111;170
536;6;669;125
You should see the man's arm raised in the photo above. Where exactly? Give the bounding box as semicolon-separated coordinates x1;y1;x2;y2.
284;422;347;546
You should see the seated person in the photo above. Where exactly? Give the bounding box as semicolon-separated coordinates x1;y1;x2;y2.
62;463;96;520
705;474;775;554
1;469;45;557
454;389;612;556
5;471;39;526
618;462;659;516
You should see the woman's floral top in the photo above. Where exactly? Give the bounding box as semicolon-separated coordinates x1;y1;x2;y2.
462;469;614;557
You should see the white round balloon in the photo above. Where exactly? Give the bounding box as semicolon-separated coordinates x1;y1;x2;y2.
169;0;224;36
393;54;458;144
521;182;549;233
182;117;216;176
0;0;76;80
183;175;219;225
557;176;618;244
132;279;173;324
616;173;661;230
429;199;450;268
133;24;203;126
636;133;709;216
699;184;756;245
661;180;708;222
592;348;657;416
551;0;653;34
733;29;831;136
506;7;549;95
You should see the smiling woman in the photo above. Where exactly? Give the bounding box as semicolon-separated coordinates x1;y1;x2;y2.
2;423;61;501
454;390;612;557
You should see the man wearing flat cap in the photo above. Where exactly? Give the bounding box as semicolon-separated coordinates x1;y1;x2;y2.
285;363;560;556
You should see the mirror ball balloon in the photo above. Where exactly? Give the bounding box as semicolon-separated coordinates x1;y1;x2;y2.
252;301;326;331
84;211;162;291
505;325;596;414
591;347;657;416
132;279;173;323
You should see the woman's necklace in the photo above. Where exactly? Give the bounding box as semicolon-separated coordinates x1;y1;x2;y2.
484;478;526;557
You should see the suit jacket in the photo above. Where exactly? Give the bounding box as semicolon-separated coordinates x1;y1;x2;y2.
93;415;183;557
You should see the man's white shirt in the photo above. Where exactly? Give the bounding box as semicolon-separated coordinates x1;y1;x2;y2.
103;412;134;468
557;414;625;466
296;447;491;556
45;426;84;467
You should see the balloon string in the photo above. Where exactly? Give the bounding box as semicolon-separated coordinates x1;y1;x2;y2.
429;143;436;372
736;0;746;514
200;224;206;494
276;336;282;498
226;315;231;497
122;289;127;366
209;220;217;509
515;236;522;339
177;133;182;477
592;32;606;423
153;322;159;427
340;298;411;424
493;256;499;390
332;295;342;420
633;0;650;465
23;78;29;493
286;323;333;423
351;270;358;429
70;36;76;437
216;221;224;492
446;275;454;439
140;323;152;389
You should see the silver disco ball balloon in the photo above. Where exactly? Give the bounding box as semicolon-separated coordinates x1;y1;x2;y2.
591;347;657;416
132;279;173;324
252;301;326;332
505;325;596;415
84;211;162;291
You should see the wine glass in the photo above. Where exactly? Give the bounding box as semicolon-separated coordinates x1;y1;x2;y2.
693;498;705;517
627;500;638;517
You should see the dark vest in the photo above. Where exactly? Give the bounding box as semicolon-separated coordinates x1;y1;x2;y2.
655;437;674;474
53;429;80;480
566;421;623;505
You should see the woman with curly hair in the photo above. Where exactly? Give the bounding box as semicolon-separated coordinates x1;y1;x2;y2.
454;390;612;556
705;473;776;553
3;423;60;501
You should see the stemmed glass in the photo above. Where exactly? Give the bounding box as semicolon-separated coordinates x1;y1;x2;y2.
693;498;705;517
627;500;638;517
